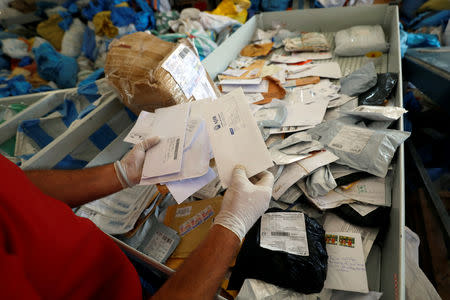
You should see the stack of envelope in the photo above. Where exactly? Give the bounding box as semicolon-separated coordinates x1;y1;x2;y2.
76;185;159;235
125;88;273;203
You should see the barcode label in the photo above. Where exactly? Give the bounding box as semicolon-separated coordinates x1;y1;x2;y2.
328;126;373;154
179;47;190;59
271;231;290;236
176;206;192;218
156;231;174;245
260;212;309;256
173;138;180;160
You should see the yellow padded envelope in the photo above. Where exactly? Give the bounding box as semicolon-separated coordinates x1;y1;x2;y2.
164;196;223;258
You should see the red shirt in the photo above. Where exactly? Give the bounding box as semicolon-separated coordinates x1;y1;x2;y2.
0;155;142;299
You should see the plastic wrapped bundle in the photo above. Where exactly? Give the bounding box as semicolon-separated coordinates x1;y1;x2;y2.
105;32;219;114
335;25;388;56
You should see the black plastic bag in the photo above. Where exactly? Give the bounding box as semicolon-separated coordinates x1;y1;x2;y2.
358;73;398;106
228;208;328;294
330;204;390;228
334;172;373;187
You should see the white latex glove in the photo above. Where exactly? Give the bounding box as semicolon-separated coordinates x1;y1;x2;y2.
214;165;274;241
114;137;160;188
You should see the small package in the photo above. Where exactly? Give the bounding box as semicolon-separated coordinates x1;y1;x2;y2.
105;32;219;114
334;25;389;56
228;209;328;294
307;118;410;177
339;63;377;97
343;105;407;121
358;73;398;106
283;32;330;52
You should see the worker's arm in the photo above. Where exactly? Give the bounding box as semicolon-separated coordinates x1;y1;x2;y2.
25;164;122;208
152;224;239;300
24;137;160;208
151;166;274;300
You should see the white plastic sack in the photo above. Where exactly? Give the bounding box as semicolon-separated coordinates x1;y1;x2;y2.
180;7;200;20
169;19;205;34
318;0;346;7
32;37;49;49
159;0;171;12
1;38;29;59
199;12;240;33
44;5;67;17
0;0;12;10
61;18;86;57
0;7;21;19
334;25;388;56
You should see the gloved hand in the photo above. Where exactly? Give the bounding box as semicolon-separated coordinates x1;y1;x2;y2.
214;165;274;241
114;137;160;188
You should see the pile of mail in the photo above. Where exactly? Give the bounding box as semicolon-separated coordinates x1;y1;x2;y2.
78;24;410;299
210;26;408;299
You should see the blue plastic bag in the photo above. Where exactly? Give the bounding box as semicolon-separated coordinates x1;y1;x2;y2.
0;75;32;97
33;42;78;88
399;23;440;58
400;0;427;20
111;6;135;27
407;32;441;48
82;27;97;62
0;55;10;70
58;11;74;31
136;0;156;29
134;11;150;31
261;0;290;11
408;10;450;31
63;0;78;13
18;56;33;67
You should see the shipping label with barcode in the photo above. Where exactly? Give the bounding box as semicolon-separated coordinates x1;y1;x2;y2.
175;206;192;218
328;125;373;154
161;45;205;99
260;212;309;256
143;230;176;262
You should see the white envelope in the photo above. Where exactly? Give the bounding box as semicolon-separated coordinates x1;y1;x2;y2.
270;52;333;63
199;88;273;188
124;111;155;144
166;168;217;204
334;176;390;207
221;80;269;93
141;103;190;178
282;98;330;127
141;119;211;184
219;78;262;85
287;62;342;79
324;213;379;261
324;231;369;293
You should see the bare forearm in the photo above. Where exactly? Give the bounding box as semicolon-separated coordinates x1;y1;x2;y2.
25;164;122;207
151;225;240;300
